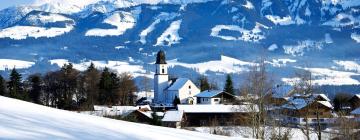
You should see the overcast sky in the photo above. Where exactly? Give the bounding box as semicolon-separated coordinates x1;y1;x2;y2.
0;0;33;10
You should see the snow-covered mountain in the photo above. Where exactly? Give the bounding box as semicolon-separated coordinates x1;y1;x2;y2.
0;96;243;139
0;0;360;88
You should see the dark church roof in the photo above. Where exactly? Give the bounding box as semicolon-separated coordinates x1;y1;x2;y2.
156;50;167;64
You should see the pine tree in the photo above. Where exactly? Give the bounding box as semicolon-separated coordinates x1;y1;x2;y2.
98;67;115;105
0;75;6;96
28;74;42;104
7;68;25;100
224;74;234;95
83;63;100;109
198;75;210;91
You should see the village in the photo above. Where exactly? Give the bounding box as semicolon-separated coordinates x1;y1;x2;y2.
79;50;360;139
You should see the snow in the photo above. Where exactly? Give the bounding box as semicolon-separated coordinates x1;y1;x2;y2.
33;0;101;14
167;78;190;90
85;11;136;37
162;110;184;122
192;126;332;140
351;33;360;43
351;107;360;115
282;67;360;85
266;59;297;67
155;20;182;46
0;96;241;140
195;90;224;98
323;13;360;28
268;44;278;51
242;1;254;9
115;46;126;49
334;60;360;72
283;40;324;56
265;15;294;25
167;55;256;74
27;13;73;24
177;104;258;113
0;59;35;70
0;25;73;40
324;33;333;44
49;59;152;78
139;12;178;44
210;23;266;42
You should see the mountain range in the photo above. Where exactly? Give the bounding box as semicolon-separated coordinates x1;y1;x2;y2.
0;0;360;92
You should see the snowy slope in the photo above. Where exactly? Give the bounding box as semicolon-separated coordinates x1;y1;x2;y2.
0;96;246;140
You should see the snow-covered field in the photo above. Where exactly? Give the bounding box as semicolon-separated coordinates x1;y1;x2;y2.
192;126;333;140
0;59;35;70
0;96;246;140
168;55;255;74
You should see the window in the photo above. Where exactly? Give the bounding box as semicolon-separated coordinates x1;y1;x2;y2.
189;85;191;89
162;69;164;74
214;99;219;102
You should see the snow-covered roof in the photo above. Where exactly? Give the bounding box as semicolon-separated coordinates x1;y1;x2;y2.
282;95;333;110
139;110;164;119
314;94;331;101
167;78;190;90
195;90;224;98
0;96;242;140
162;110;184;122
271;85;293;98
177;105;258;113
351;107;360;115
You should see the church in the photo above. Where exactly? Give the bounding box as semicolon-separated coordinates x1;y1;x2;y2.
153;50;200;105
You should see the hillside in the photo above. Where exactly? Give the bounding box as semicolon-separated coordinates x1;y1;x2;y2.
0;96;244;140
0;0;359;88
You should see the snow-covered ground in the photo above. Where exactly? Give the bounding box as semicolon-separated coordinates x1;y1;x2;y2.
167;55;255;74
0;96;246;140
49;59;152;78
210;23;266;42
0;59;35;70
192;126;333;140
85;11;137;37
265;15;294;25
155;20;182;46
0;25;74;40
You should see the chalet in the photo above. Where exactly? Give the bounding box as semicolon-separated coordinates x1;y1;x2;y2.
124;108;164;124
162;110;184;128
194;90;236;105
349;94;360;110
264;85;293;106
153;50;200;106
177;104;258;127
281;94;335;126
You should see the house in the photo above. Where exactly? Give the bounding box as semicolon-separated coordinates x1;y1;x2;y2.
124;108;164;124
162;110;184;128
281;94;336;126
153;50;200;105
349;94;360;110
177;104;258;127
194;90;236;105
264;85;294;106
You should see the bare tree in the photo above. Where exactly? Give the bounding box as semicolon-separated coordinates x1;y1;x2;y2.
239;58;273;139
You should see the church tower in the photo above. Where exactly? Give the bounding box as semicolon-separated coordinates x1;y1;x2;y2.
154;50;169;104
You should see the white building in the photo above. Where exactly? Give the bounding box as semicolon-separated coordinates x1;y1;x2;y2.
194;90;236;105
153;50;200;105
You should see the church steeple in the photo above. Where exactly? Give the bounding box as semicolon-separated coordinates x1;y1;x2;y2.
156;50;167;64
154;50;169;103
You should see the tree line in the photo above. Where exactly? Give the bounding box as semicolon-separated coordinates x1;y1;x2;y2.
0;63;137;110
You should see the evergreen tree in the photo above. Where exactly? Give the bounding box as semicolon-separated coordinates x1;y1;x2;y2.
28;74;42;104
198;75;210;91
98;67;116;105
224;74;234;95
59;63;80;110
83;63;100;109
0;75;6;96
7;68;25;99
